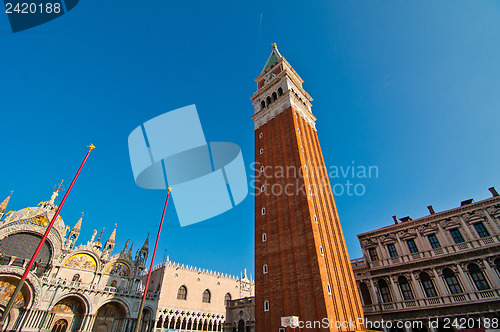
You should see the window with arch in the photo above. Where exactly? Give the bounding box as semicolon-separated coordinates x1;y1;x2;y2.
202;289;211;303
51;319;68;332
261;208;266;215
468;263;490;290
313;215;318;224
378;279;392;303
177;285;187;300
301;146;304;152
473;222;490;238
266;96;271;106
308;188;313;196
259;132;263;138
278;87;283;96
0;232;52;274
304;166;308;173
443;268;462;294
272;92;277;101
260;101;265;109
264;300;270;312
297;129;300;134
495;258;500;273
261;185;265;192
419;272;438;297
260;166;264;172
319;246;324;256
224;293;232;307
72;274;80;282
326;283;332;295
262;233;267;242
359;282;372;305
259;148;264;154
398;276;414;300
157;316;163;328
263;264;268;274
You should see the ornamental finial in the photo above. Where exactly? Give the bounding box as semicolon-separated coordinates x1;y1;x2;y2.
272;43;277;49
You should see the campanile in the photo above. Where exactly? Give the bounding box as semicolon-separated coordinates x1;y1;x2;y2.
251;44;364;332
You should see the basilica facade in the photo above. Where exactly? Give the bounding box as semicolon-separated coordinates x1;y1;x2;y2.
0;189;157;332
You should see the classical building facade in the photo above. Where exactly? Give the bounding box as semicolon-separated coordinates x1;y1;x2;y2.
0;189;157;332
148;260;254;332
351;187;500;331
251;44;363;332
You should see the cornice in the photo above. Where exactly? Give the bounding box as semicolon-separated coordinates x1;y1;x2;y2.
358;196;500;239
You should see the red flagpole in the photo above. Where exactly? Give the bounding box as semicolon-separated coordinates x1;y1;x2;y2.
134;188;171;332
0;144;95;327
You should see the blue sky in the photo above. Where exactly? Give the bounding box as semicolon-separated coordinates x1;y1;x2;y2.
1;1;500;278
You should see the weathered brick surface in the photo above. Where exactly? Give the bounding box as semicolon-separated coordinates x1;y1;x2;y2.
254;106;364;332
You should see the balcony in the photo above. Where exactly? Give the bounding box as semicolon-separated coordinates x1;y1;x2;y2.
362;288;500;314
40;277;159;300
355;235;500;270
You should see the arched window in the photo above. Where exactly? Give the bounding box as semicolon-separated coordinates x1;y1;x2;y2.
319;246;324;256
443;268;462;294
326;283;332;295
224;293;232;307
262;233;267;242
495;258;500;273
157;316;163;328
263;264;268;274
278;87;283;96
272;92;277;101
398;276;414;300
378;279;392;303
359;282;372;305
419;272;437;297
177;285;187;300
468;263;490;290
261;208;266;215
264;300;270;312
72;274;80;282
313;215;318;224
260;101;265;109
266;96;271;106
260;166;264;172
202;289;211;303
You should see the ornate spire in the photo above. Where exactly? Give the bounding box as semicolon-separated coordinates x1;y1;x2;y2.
261;43;282;74
103;224;117;254
0;191;13;219
72;212;83;232
106;224;117;244
141;233;149;250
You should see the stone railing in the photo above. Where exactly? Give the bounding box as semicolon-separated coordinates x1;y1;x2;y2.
40;277;159;300
352;235;500;270
362;288;500;314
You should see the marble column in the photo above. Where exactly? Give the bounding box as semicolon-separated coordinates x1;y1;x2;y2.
456;264;475;293
432;268;448;296
389;276;402;302
483;259;500;289
410;273;425;299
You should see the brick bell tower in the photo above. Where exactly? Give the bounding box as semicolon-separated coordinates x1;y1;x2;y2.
251;44;364;332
